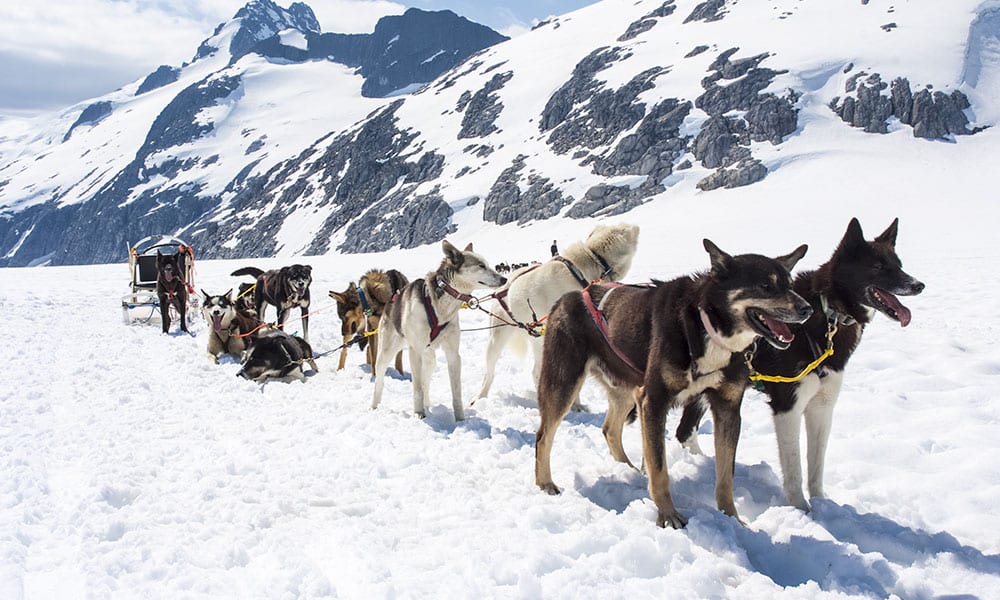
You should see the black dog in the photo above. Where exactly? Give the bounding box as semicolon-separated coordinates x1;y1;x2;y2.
677;218;925;511
237;329;318;382
157;250;189;334
231;265;312;341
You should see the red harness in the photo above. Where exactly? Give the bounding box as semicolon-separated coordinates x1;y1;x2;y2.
581;284;644;376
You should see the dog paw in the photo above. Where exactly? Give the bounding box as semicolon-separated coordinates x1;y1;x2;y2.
537;482;562;495
657;510;688;529
570;403;590;413
787;494;811;512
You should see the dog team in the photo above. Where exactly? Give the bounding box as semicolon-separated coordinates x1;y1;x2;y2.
164;218;922;528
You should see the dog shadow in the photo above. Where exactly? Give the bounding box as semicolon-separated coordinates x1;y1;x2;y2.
422;410;536;451
577;450;998;594
809;499;1000;575
363;365;411;382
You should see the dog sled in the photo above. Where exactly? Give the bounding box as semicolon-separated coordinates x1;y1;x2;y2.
121;235;200;326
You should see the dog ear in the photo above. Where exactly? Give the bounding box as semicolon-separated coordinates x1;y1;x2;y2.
201;289;210;299
837;217;865;254
464;242;474;252
875;218;899;247
774;244;808;273
703;239;733;275
328;291;344;303
224;288;233;300
443;240;464;265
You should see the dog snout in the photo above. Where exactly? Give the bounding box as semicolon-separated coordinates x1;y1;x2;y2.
796;302;814;322
909;280;925;295
498;276;508;286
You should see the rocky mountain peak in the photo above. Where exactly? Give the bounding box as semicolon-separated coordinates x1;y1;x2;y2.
195;0;321;61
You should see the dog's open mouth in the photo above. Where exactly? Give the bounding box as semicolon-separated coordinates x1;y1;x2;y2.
211;313;223;330
866;286;912;327
747;308;796;350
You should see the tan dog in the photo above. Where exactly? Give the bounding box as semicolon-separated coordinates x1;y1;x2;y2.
329;269;409;373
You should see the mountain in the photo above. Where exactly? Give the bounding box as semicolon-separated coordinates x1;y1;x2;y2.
0;0;506;267
1;0;996;266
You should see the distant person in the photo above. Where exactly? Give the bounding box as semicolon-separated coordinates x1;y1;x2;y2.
550;240;558;257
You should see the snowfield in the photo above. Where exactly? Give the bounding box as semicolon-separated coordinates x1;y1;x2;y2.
2;0;1000;596
2;185;999;598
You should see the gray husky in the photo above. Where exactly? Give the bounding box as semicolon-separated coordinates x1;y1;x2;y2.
372;241;506;421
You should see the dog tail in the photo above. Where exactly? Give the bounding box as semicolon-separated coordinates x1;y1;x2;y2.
507;327;529;359
231;267;264;278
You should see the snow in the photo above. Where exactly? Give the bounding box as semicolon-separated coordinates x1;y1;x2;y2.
2;0;1000;595
2;175;1000;597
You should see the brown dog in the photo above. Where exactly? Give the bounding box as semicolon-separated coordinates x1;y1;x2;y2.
535;240;812;528
329;269;409;372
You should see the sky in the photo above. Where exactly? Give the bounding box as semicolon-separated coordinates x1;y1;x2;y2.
0;0;599;117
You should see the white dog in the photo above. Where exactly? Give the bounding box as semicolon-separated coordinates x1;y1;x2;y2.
477;223;640;402
372;240;507;421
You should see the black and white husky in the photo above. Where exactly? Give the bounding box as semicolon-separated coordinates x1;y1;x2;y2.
372;241;507;421
677;218;925;511
535;240;812;527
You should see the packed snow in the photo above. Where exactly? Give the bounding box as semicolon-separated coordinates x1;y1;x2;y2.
2;166;999;597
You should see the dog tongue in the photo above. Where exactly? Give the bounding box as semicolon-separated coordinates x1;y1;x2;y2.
762;314;795;344
876;288;912;327
164;271;174;282
212;314;223;330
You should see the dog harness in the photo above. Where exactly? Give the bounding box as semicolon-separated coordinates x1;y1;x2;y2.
581;284;644;376
490;264;544;335
422;278;472;343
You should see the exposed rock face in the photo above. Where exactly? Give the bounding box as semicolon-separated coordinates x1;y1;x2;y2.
483;155;572;225
307;9;508;97
684;0;727;23
618;1;676;41
692;47;798;189
458;71;514;139
195;0;320;61
830;72;974;139
64;101;113;142
343;189;455;252
541;48;667;155
567;179;663;218
585;98;691;180
136;66;181;95
696;159;767;191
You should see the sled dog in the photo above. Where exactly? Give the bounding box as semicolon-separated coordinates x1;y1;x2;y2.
372;241;506;421
201;289;248;363
231;264;312;341
676;218;925;510
535;239;812;528
237;329;318;383
477;223;640;402
156;250;189;334
329;269;410;372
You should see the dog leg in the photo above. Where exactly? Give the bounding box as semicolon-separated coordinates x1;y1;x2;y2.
160;295;171;333
804;370;843;500
676;398;707;455
393;351;404;376
178;299;189;333
443;339;464;421
772;378;817;511
707;388;745;524
338;336;351;370
601;384;637;468
301;307;309;342
638;386;686;529
409;349;432;418
535;375;585;495
371;329;401;410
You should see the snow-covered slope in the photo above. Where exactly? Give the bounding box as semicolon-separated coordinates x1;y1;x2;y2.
0;0;996;269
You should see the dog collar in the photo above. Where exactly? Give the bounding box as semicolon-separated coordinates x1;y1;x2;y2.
819;294;857;326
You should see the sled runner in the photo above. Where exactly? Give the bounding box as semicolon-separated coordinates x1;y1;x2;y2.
121;235;200;326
